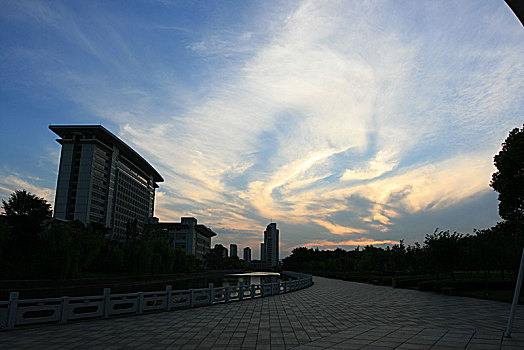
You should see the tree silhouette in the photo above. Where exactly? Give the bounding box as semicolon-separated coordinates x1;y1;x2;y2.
1;190;52;275
2;189;51;221
490;125;524;223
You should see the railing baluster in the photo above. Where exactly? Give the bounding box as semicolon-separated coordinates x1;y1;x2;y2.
60;296;69;324
103;288;111;319
7;292;19;330
166;285;172;311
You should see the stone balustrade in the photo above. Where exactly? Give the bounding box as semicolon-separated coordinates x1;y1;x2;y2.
0;272;313;330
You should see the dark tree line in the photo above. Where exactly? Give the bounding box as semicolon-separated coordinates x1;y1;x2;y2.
0;190;200;280
283;223;523;280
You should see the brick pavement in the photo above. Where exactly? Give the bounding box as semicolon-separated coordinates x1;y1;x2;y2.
1;276;523;349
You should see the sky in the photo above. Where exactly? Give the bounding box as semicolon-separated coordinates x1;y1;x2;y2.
1;0;523;259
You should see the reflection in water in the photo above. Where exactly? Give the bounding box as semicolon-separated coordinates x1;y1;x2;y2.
221;272;282;287
165;272;293;290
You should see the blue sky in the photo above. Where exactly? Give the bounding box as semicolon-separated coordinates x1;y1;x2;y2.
1;0;523;258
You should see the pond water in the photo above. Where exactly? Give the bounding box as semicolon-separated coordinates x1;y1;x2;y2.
221;272;282;287
167;272;293;290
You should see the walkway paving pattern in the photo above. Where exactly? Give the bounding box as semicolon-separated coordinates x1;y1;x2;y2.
1;276;524;349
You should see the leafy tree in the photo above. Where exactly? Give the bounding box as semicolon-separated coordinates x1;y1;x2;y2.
1;190;52;273
38;223;76;279
424;230;463;280
2;189;52;220
491;125;524;223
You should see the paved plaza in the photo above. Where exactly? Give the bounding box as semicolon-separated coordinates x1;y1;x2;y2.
1;276;524;349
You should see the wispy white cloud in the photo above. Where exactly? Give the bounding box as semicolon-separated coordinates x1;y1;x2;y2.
0;172;55;208
114;0;522;253
1;0;522;255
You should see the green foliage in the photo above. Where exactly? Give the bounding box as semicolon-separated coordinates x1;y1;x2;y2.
417;279;514;293
38;223;76;279
37;221;106;279
491;125;524;223
282;225;524;282
1;189;52;220
424;230;463;279
0;190;53;278
0;190;203;279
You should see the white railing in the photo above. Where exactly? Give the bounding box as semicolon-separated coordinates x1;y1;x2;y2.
0;272;313;330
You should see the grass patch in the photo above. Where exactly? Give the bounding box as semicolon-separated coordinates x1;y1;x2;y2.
456;289;524;304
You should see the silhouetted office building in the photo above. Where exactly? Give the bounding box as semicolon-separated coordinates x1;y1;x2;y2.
243;247;252;262
50;125;163;241
215;244;228;258
260;243;266;264
151;217;216;261
230;244;238;258
264;223;279;268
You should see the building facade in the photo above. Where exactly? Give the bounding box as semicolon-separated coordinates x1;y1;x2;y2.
214;244;228;258
263;222;279;268
230;244;238;258
243;247;252;262
260;243;266;264
151;217;216;261
50;125;163;241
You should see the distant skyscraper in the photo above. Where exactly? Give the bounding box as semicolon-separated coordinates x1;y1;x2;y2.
230;244;238;258
50;125;163;241
264;222;279;268
243;247;252;262
260;243;266;263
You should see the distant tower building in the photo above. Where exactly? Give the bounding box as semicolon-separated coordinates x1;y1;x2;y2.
50;125;163;241
230;244;238;258
260;243;266;263
264;222;279;268
243;247;252;262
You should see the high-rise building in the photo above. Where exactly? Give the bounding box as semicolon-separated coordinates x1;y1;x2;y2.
243;247;252;262
260;243;266;263
150;217;216;262
264;222;279;268
50;125;163;241
230;244;238;258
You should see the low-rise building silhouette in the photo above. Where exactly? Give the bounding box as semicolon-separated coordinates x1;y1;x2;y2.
148;217;215;262
214;244;228;258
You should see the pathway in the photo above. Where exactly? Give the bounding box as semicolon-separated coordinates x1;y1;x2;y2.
1;276;523;349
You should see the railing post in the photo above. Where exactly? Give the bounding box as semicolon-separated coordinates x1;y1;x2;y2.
165;285;172;311
60;296;69;324
208;283;214;305
506;247;524;338
137;292;144;314
277;279;281;294
261;281;265;297
225;286;230;303
251;284;255;298
103;288;111;319
189;289;194;307
239;282;244;301
7;292;19;330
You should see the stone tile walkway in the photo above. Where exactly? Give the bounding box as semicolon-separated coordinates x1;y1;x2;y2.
1;276;523;349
